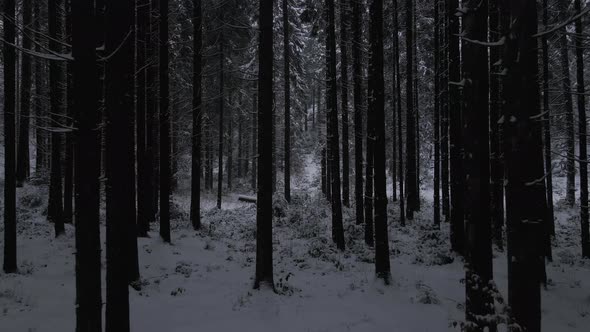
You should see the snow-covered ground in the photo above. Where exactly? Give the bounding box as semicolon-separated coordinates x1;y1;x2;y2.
1;151;590;331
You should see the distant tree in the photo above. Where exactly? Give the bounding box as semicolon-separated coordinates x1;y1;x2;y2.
352;0;364;226
339;0;351;207
16;0;32;187
404;0;417;220
254;0;275;290
433;0;441;228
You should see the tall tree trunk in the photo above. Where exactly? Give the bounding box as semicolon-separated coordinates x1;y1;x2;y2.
352;0;364;226
105;0;136;329
405;0;417;220
326;0;345;251
489;0;504;249
145;0;159;228
394;0;405;226
433;0;441;228
440;0;449;221
254;0;275;290
217;37;225;209
448;0;464;254
340;0;351;207
64;0;74;224
369;0;391;284
34;2;47;176
462;0;495;329
191;0;203;230
137;0;150;237
574;0;590;258
283;0;291;203
48;0;65;236
542;0;555;238
557;0;576;206
3;0;17;274
252;93;257;192
503;1;545;330
227;94;233;191
159;0;171;243
16;0;32;186
72;0;102;329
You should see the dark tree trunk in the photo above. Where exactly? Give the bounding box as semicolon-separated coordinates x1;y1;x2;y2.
412;0;421;212
136;0;150;237
34;2;48;176
48;0;65;237
252;93;258;192
16;0;32;187
217;37;225;210
405;0;417;220
440;0;449;222
462;0;495;329
191;0;202;230
542;0;555;238
104;0;137;329
340;0;351;207
390;0;398;203
394;0;405;226
448;0;464;255
433;0;441;228
72;0;102;329
254;0;275;290
159;0;171;243
574;0;590;258
326;0;345;251
557;0;576;206
64;0;74;224
283;0;291;203
503;1;545;330
369;0;391;284
322;148;327;195
352;0;364;226
489;0;504;249
365;87;375;246
3;0;17;274
145;0;159;228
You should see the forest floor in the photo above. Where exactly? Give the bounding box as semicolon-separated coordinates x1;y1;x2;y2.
1;140;590;331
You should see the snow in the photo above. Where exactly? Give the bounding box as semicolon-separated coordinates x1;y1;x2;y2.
1;150;590;331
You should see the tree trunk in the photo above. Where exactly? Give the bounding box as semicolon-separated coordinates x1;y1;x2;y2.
352;0;364;226
137;0;150;237
369;0;391;284
462;0;495;329
64;0;74;224
405;0;417;220
448;0;464;255
394;0;405;226
191;0;202;230
48;0;65;237
34;2;48;176
440;0;449;222
252;93;257;192
542;0;555;238
326;0;345;251
340;0;351;207
574;0;590;258
433;0;441;228
3;0;17;274
503;1;545;330
16;0;32;187
217;37;224;210
159;0;171;243
558;0;576;206
254;0;275;290
284;0;291;203
72;0;102;329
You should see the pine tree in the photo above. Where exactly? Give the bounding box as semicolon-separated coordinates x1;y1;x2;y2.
433;0;441;228
159;0;171;243
404;0;417;220
16;0;32;187
191;0;203;230
340;0;351;207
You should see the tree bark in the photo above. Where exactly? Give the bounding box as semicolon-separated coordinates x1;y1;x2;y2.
340;0;351;207
405;0;418;220
159;0;171;243
191;0;203;230
352;0;364;226
16;0;32;187
284;0;292;203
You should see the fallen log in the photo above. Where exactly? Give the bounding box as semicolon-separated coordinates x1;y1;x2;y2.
238;195;257;203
